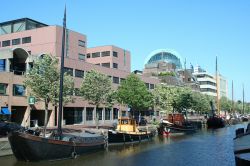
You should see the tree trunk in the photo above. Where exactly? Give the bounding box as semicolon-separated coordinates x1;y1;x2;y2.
43;99;49;137
95;105;99;129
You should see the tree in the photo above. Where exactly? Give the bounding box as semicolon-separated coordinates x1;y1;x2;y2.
220;96;231;113
116;74;153;114
80;70;113;127
24;54;74;136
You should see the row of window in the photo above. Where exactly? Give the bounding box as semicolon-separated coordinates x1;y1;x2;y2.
0;36;31;47
0;84;26;96
86;51;118;58
199;81;216;86
95;62;118;69
86;107;119;121
200;88;217;93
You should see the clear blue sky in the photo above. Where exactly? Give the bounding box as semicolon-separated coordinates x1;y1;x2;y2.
1;0;250;102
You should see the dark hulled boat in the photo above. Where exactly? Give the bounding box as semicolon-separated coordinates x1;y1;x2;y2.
206;115;225;129
8;8;106;161
8;130;105;161
158;120;196;136
108;117;156;145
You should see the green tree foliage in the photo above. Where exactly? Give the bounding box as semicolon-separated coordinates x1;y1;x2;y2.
220;96;231;113
116;74;153;112
80;70;112;108
24;54;74;136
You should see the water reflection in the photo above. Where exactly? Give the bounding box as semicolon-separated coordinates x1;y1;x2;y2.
0;123;246;166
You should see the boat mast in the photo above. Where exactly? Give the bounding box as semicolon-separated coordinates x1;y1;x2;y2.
216;56;220;115
58;6;66;135
232;80;234;114
243;84;245;114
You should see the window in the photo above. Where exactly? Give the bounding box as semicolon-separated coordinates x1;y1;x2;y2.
92;52;100;58
113;63;118;69
101;51;110;57
0;41;1;47
78;54;85;61
120;78;125;83
28;51;31;55
150;84;154;89
113;108;119;119
102;63;110;68
87;53;91;58
113;76;119;84
13;84;25;96
0;83;7;95
22;37;31;44
75;69;84;78
113;51;118;57
145;83;149;89
2;40;10;47
12;38;20;45
78;40;85;47
86;107;93;121
97;108;103;120
95;63;100;66
0;59;5;71
105;108;111;120
64;67;73;76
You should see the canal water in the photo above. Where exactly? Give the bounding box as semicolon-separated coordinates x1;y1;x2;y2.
0;123;246;166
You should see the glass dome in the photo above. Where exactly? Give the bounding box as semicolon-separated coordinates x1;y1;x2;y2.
145;49;183;69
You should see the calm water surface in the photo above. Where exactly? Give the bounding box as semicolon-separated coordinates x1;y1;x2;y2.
1;123;246;166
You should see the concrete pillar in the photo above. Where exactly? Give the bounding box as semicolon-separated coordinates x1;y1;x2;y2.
22;106;30;127
5;59;10;72
111;108;114;121
93;107;96;125
82;107;86;125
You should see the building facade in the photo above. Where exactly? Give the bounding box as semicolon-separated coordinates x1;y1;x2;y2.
0;18;159;127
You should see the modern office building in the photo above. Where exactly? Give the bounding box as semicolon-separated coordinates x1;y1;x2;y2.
193;66;217;97
0;18;159;127
218;74;228;98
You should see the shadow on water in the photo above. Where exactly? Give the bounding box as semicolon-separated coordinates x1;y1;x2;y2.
0;123;247;166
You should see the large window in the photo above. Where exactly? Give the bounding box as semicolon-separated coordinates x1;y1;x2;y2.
97;108;103;120
105;108;111;120
113;51;118;57
2;40;10;47
64;67;73;76
92;52;100;58
22;37;31;44
101;51;110;57
113;108;119;119
0;83;7;95
0;59;5;71
150;84;155;89
75;69;84;78
113;63;118;69
78;54;85;61
113;76;119;84
12;38;20;45
78;40;85;47
13;84;25;96
87;53;91;58
102;63;110;68
86;107;93;121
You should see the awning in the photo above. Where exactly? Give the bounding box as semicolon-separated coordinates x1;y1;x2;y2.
0;107;11;115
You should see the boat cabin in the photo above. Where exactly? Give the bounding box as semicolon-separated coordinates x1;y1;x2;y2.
168;113;185;125
117;117;137;132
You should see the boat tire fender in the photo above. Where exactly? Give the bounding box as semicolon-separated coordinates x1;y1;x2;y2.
71;152;77;159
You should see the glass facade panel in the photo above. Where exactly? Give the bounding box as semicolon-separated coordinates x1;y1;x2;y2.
2;40;10;47
86;107;93;121
13;84;26;96
113;76;119;84
101;51;110;57
113;51;118;57
64;67;73;76
13;22;25;32
113;63;118;69
12;38;20;45
78;53;85;61
0;25;11;35
0;83;7;95
102;63;110;68
0;59;5;71
75;69;84;78
92;52;100;58
105;108;111;120
22;37;31;44
78;40;85;47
